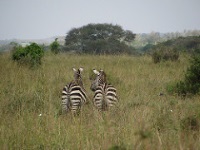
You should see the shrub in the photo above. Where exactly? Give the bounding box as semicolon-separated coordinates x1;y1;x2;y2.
12;46;28;61
12;43;44;67
176;55;200;95
150;36;200;54
50;38;60;54
194;46;200;54
152;51;161;63
152;47;179;63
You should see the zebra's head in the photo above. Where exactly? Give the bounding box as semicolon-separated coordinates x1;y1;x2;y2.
73;67;84;87
90;69;107;91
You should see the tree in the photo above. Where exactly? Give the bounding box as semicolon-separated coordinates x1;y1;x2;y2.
64;23;136;54
50;38;60;54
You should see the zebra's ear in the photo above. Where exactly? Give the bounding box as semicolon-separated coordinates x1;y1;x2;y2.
93;69;99;75
73;68;77;72
79;67;83;72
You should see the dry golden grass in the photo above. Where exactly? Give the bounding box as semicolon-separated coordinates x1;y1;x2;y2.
0;52;200;149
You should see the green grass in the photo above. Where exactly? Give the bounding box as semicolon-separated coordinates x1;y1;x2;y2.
0;52;200;149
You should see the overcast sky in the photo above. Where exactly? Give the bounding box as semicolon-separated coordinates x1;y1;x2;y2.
0;0;200;40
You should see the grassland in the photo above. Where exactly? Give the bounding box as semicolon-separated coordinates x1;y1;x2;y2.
0;52;200;149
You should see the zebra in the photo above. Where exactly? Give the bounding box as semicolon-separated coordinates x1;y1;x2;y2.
62;67;87;114
90;69;118;111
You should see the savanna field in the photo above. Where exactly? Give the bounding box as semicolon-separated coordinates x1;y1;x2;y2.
0;52;200;149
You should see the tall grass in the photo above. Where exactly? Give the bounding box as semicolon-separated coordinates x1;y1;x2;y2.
0;52;200;149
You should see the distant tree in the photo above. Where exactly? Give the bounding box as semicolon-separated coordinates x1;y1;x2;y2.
50;38;60;54
64;23;136;54
146;32;161;44
141;44;154;53
9;42;18;47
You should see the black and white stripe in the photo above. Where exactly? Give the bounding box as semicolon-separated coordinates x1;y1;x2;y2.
62;68;87;113
90;69;118;111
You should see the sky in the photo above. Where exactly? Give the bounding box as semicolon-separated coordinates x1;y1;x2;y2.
0;0;200;40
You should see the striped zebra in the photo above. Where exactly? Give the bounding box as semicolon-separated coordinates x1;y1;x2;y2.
62;67;87;113
90;69;118;111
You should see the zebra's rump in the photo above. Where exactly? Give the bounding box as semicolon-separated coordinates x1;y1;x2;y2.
62;83;87;112
93;83;118;111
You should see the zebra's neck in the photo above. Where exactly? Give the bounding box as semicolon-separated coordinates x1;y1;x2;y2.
75;79;83;87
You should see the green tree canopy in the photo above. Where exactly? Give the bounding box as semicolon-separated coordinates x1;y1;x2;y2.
64;23;136;54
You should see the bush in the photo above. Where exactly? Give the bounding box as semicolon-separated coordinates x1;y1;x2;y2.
12;46;28;61
152;47;179;63
150;36;200;54
50;38;60;54
152;51;161;63
12;43;44;67
176;55;200;95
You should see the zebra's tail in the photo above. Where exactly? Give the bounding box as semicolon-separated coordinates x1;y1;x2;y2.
62;86;71;113
102;97;108;111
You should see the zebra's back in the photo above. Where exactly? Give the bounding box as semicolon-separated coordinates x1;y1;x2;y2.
62;82;87;113
93;83;118;111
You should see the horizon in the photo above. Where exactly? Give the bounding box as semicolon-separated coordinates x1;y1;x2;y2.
1;0;200;40
1;29;200;41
